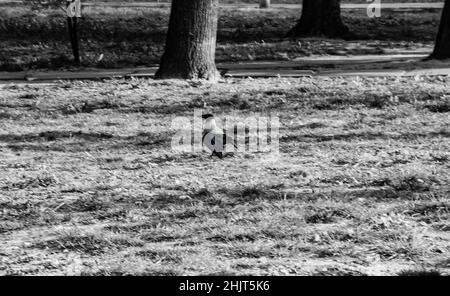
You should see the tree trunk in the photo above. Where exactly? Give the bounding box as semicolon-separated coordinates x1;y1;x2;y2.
156;0;220;81
260;0;270;9
430;0;450;59
287;0;349;38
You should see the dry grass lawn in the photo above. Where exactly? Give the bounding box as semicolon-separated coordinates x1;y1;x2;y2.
0;76;449;275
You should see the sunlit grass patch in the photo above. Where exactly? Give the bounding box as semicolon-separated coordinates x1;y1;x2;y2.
33;231;145;255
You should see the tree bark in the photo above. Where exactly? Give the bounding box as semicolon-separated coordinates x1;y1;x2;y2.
156;0;220;81
287;0;349;38
260;0;270;9
430;0;450;59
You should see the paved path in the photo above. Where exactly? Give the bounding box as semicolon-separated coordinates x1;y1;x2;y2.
2;67;449;82
225;67;450;78
220;54;429;69
0;1;445;9
82;2;446;9
1;54;449;82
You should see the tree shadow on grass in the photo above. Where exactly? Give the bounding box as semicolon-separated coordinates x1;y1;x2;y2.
2;131;171;153
281;130;450;144
398;270;442;276
0;131;114;143
221;183;447;203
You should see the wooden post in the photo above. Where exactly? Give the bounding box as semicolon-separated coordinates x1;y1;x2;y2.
72;17;80;65
259;0;270;9
66;0;81;65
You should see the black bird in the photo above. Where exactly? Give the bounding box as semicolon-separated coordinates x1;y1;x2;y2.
201;113;236;158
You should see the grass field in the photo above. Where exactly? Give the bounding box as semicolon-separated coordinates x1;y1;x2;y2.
0;0;448;276
0;76;448;275
0;5;443;71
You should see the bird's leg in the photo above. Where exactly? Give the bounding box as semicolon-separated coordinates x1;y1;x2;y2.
210;151;224;159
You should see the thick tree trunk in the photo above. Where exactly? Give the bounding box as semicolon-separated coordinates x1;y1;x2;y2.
156;0;220;81
260;0;270;9
430;0;450;59
287;0;349;38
